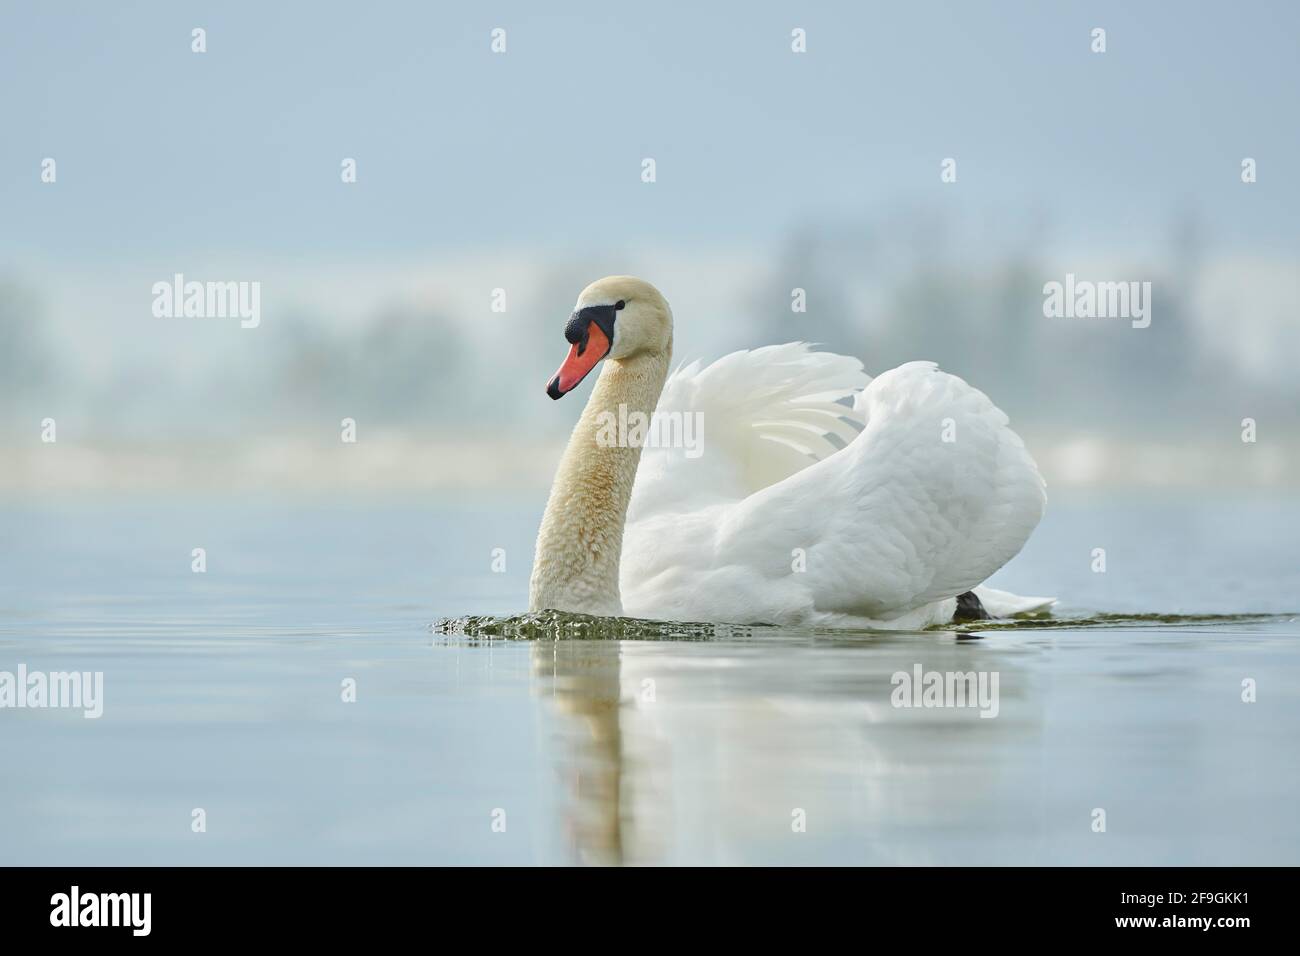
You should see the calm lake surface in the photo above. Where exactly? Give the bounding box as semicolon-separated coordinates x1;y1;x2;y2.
1;492;1297;865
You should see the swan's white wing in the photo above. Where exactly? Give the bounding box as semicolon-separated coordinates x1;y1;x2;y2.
622;358;1046;625
627;343;870;523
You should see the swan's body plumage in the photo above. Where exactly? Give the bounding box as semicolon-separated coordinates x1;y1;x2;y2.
529;277;1053;628
619;343;1051;627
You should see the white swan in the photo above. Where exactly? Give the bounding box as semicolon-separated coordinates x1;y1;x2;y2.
529;276;1053;628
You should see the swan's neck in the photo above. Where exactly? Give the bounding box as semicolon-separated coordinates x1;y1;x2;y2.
530;347;671;616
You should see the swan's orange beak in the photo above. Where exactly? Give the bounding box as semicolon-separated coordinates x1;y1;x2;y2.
547;321;611;400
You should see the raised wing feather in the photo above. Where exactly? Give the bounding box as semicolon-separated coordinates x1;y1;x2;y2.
627;343;869;523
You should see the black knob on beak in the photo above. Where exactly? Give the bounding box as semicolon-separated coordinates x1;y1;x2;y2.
564;312;588;347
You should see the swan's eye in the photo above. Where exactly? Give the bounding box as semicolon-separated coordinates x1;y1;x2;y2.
615;300;626;311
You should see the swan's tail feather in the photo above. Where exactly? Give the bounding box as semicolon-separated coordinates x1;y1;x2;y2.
971;585;1056;618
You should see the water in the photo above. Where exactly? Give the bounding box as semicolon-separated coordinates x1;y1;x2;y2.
1;492;1297;865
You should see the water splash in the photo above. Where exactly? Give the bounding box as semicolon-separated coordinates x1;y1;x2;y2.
432;609;1295;641
955;611;1292;631
432;610;760;641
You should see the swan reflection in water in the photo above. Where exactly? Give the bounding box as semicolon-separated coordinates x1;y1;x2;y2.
531;640;653;865
529;631;1040;867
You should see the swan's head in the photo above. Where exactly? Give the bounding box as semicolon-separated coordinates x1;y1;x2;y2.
546;276;672;399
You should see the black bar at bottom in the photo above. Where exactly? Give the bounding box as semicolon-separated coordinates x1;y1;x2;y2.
0;866;1279;941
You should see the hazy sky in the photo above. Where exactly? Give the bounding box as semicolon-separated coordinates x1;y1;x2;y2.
4;0;1299;269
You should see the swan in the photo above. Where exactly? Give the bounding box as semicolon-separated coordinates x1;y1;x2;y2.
528;276;1054;628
